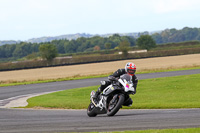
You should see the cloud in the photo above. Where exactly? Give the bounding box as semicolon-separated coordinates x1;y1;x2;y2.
1;0;200;40
153;0;200;14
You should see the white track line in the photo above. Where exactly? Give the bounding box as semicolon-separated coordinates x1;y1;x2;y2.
0;90;61;108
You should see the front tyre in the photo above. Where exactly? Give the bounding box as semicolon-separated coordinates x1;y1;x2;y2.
107;94;124;116
87;103;97;117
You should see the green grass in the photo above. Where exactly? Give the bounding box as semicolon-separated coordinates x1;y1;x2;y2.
26;73;200;109
132;74;200;109
86;127;200;133
1;66;200;87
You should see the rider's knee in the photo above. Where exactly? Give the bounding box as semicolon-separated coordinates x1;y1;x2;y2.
123;98;133;106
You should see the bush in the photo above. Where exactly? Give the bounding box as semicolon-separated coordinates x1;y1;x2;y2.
0;47;200;71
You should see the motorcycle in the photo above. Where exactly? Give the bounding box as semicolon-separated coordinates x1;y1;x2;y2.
87;74;135;117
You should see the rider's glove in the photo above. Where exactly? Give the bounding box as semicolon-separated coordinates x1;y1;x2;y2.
108;76;118;81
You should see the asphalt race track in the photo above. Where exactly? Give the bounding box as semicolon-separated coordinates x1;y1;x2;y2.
0;108;200;133
0;69;200;132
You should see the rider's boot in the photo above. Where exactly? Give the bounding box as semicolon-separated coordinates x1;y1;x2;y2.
123;97;133;107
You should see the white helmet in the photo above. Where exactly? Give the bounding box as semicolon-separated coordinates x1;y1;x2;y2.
125;62;136;76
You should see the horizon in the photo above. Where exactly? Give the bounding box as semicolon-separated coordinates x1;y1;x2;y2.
0;29;162;41
1;0;200;41
0;26;199;42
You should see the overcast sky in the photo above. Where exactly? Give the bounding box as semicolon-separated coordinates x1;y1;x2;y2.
0;0;200;41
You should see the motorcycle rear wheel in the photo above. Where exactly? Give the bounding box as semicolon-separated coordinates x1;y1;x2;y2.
87;103;97;117
107;94;124;116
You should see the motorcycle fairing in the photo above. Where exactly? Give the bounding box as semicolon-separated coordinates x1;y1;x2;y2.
102;84;123;96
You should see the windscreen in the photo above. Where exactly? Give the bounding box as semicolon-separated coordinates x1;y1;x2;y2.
120;74;132;83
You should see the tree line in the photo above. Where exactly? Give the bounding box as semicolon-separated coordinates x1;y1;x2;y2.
1;27;200;61
152;27;200;44
0;34;136;59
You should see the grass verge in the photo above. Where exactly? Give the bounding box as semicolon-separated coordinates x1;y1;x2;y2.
26;73;200;109
1;66;200;87
86;127;200;133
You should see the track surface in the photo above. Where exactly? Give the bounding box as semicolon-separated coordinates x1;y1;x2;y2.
0;108;200;133
0;69;200;132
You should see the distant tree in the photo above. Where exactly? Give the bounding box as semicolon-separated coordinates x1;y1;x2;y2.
13;43;30;58
136;35;156;50
4;44;16;58
94;45;101;51
109;34;121;48
152;33;163;44
121;36;136;46
104;42;111;50
118;40;130;58
0;47;4;58
39;44;58;61
25;52;38;60
53;40;65;54
182;27;199;41
90;36;103;46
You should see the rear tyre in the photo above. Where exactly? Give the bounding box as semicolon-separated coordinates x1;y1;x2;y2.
87;103;97;117
107;94;124;116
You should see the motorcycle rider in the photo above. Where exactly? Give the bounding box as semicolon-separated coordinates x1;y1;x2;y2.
92;62;138;107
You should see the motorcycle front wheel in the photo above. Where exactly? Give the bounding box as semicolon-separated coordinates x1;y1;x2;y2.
107;94;125;116
87;103;97;117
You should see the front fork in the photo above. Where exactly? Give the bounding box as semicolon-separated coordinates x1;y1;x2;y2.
97;96;105;110
90;91;107;110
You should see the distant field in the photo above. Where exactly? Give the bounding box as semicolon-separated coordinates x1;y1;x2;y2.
0;54;200;82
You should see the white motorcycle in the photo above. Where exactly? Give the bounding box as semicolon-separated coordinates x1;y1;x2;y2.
87;74;135;117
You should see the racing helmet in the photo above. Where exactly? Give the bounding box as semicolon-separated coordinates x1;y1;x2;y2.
125;62;136;76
